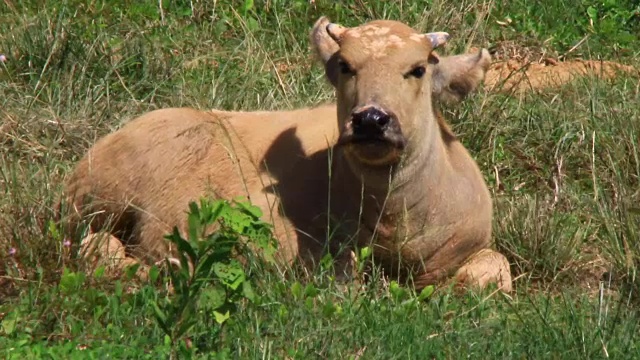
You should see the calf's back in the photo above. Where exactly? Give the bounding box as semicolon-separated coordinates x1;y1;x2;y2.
63;105;340;265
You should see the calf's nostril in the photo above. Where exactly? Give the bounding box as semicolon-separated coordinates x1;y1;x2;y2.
352;112;364;127
352;108;391;131
375;113;390;127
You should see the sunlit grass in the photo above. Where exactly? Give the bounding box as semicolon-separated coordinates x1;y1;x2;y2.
1;0;639;357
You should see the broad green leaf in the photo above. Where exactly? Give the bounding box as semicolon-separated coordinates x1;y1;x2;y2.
213;310;230;324
199;286;227;310
151;301;170;337
93;266;106;279
304;284;319;298
320;253;334;270
322;300;336;317
235;200;263;219
213;262;245;290
176;316;196;339
188;201;200;219
114;280;123;298
246;16;259;31
47;220;61;241
195;253;219;280
188;211;200;243
242;281;256;302
149;265;160;283
417;285;435;301
389;281;407;301
1;311;18;335
359;246;372;260
243;0;254;13
290;282;303;300
278;304;289;318
59;267;86;295
304;297;314;310
124;262;141;280
168;227;198;265
14;338;29;348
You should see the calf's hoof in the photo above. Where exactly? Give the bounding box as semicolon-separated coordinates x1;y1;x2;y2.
453;248;513;293
79;231;148;279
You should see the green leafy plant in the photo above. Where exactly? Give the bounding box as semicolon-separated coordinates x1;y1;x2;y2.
151;197;278;355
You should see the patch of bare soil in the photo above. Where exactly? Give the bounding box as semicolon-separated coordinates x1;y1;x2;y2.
484;58;638;94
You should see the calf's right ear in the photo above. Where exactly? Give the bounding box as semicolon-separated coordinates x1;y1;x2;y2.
310;16;342;86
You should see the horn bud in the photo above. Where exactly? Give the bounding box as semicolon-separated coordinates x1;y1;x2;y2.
425;32;450;49
326;23;348;43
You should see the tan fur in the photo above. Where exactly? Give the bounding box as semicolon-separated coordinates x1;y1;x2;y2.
62;17;513;292
80;231;147;278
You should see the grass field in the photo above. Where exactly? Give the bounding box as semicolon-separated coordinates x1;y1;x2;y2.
1;0;640;358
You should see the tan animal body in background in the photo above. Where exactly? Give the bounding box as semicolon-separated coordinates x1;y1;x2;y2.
61;16;512;292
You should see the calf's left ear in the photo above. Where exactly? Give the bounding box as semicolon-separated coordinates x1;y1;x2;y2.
310;16;342;86
431;48;493;104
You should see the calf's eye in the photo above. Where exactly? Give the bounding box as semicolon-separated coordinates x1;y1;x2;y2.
339;60;354;75
407;66;426;79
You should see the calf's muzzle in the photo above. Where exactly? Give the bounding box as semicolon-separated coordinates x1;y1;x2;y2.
351;107;393;141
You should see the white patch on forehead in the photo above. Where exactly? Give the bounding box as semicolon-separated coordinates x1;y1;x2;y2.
345;27;408;58
388;35;405;47
348;25;391;38
372;26;391;36
358;36;407;58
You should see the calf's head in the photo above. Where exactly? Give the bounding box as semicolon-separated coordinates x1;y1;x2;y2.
311;17;492;167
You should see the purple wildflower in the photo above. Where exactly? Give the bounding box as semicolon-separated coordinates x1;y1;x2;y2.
8;247;16;256
63;239;71;247
0;54;6;63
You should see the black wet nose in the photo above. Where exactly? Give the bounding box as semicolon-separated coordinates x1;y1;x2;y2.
352;108;391;134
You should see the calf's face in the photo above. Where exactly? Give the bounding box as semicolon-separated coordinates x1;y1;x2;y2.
311;17;493;166
313;19;448;166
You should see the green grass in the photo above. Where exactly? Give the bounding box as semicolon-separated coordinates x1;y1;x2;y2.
1;0;640;358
